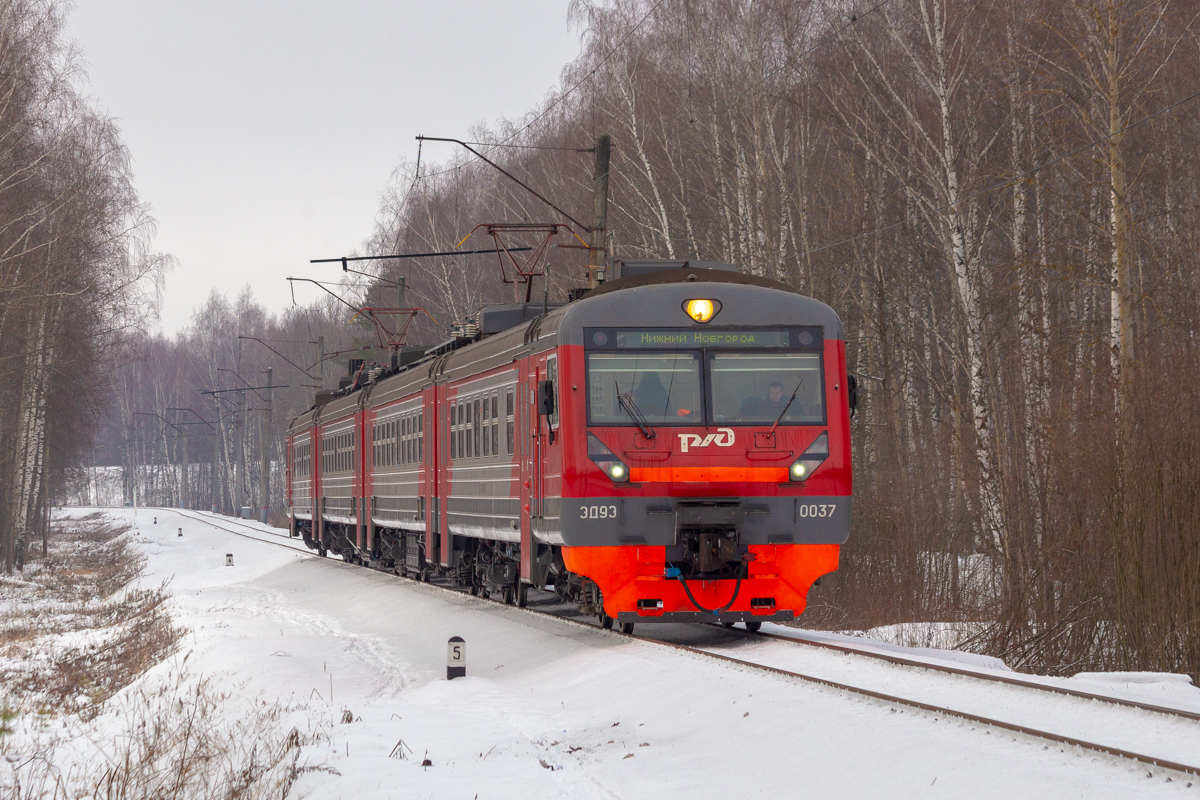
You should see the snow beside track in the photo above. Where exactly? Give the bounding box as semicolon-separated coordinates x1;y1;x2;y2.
25;507;1200;798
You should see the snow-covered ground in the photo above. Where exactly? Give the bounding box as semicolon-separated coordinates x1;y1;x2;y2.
6;507;1199;798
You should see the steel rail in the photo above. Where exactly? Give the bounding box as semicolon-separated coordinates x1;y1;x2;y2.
163;508;1200;779
739;628;1200;722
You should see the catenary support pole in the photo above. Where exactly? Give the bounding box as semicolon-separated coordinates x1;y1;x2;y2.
587;133;611;289
235;339;245;515
318;335;325;390
212;396;221;513
180;428;188;509
261;367;272;523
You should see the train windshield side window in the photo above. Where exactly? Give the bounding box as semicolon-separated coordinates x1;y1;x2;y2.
547;358;560;430
709;352;825;425
586;352;702;426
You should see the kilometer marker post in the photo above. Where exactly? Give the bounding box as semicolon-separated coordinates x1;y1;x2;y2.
447;636;466;680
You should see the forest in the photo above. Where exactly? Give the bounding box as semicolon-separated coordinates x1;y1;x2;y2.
5;0;1199;681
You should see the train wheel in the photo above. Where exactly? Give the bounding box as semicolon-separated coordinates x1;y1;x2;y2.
469;585;479;596
599;610;614;629
503;586;515;605
421;570;430;583
517;585;529;608
745;621;762;633
619;622;635;635
722;622;735;629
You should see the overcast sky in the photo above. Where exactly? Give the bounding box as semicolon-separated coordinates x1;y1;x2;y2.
66;0;582;335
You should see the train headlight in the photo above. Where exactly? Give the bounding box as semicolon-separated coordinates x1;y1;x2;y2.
683;298;721;323
587;433;630;483
789;431;829;483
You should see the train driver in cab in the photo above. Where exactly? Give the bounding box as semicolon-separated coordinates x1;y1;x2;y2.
741;379;819;421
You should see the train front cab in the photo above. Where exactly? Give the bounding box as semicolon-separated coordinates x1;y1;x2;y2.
554;270;852;626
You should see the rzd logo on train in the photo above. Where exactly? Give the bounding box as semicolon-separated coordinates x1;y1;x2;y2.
677;427;735;453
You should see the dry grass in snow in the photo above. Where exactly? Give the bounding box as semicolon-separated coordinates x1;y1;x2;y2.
0;513;330;799
0;513;181;717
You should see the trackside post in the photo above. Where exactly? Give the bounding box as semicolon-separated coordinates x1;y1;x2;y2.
447;636;465;680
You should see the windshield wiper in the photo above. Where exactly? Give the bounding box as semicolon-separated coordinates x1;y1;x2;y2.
769;379;805;435
616;384;656;440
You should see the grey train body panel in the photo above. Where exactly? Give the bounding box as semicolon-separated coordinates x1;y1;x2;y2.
558;496;851;548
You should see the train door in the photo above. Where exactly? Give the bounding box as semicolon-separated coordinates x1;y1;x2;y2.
313;422;324;553
361;404;374;555
519;359;536;578
355;407;366;552
429;381;447;568
422;384;439;571
529;362;544;532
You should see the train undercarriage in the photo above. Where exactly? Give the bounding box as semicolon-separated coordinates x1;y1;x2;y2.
292;514;798;636
293;519;642;628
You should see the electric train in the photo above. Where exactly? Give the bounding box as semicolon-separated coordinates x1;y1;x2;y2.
287;261;854;633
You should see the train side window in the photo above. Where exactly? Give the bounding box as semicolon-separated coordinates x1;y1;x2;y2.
480;395;489;455
506;388;514;455
458;398;468;455
475;398;481;457
450;405;457;460
418;411;423;465
491;393;499;457
460;402;466;459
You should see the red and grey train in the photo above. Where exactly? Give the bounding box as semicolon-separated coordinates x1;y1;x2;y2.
286;262;854;633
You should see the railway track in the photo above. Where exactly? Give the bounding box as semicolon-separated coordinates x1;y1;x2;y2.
741;628;1200;722
165;508;1200;780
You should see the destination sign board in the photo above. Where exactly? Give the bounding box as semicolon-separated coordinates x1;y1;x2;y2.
613;329;791;349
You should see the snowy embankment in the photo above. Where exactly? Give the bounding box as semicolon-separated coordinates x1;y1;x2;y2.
5;508;1199;799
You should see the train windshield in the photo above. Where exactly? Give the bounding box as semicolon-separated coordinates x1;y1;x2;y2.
586;353;702;425
709;353;824;425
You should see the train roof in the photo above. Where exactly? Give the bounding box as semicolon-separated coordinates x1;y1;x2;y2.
289;265;842;431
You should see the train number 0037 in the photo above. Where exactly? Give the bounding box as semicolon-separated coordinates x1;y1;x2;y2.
798;504;837;518
580;505;618;520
